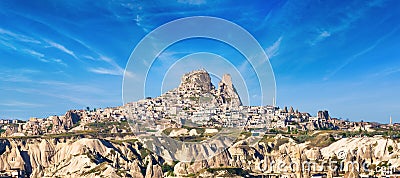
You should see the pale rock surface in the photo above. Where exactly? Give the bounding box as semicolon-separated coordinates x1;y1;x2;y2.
1;132;399;177
217;74;242;106
169;128;188;137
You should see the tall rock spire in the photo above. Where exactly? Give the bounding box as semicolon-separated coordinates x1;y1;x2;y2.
217;74;242;106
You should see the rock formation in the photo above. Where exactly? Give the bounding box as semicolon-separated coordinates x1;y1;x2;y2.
179;69;214;93
217;74;242;106
0;135;399;177
175;69;242;106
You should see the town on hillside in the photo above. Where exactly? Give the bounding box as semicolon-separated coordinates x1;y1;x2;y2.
0;69;400;178
1;69;399;138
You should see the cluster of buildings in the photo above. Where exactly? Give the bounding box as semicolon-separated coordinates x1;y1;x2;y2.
130;99;325;135
122;94;397;137
0;70;398;137
0;101;398;138
0;106;130;137
1;98;399;138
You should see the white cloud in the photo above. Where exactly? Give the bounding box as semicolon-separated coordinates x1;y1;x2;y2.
92;55;126;75
88;67;124;76
62;38;127;77
319;31;331;38
0;28;41;44
0;39;17;50
135;14;146;31
310;0;384;46
22;49;49;62
372;67;400;78
177;0;207;5
309;30;331;46
82;55;96;60
0;101;44;107
324;26;400;80
265;36;283;58
45;40;78;59
23;49;44;58
52;58;68;66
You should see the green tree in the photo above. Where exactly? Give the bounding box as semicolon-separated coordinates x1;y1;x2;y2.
388;145;393;153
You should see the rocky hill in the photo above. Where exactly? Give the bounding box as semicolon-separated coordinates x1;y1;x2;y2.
1;69;399;177
171;69;242;107
179;69;215;93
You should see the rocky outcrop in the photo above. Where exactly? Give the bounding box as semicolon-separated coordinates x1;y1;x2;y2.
217;74;242;106
179;69;214;93
0;138;159;177
0;141;25;171
0;135;399;177
51;111;80;133
176;69;242;106
170;135;400;177
63;111;80;129
145;155;163;178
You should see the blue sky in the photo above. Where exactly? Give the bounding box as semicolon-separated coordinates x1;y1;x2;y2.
0;0;399;123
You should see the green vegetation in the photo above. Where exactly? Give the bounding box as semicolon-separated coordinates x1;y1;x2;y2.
161;163;174;173
293;135;313;144
186;173;196;177
268;129;277;133
206;167;250;177
338;129;400;138
81;162;108;176
108;139;138;145
73;120;81;128
162;128;175;136
172;136;208;142
44;130;97;139
261;136;274;143
85;121;130;134
377;161;391;168
161;162;178;176
259;135;276;143
369;164;377;171
303;134;336;148
388;145;393;153
137;142;151;158
239;131;251;139
274;138;289;150
47;124;53;131
163;127;213;142
188;97;199;101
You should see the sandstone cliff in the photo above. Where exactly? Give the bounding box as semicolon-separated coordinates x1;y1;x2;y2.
0;134;399;177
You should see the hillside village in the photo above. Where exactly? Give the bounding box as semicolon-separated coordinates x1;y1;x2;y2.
1;69;398;138
2;105;398;138
0;69;399;178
